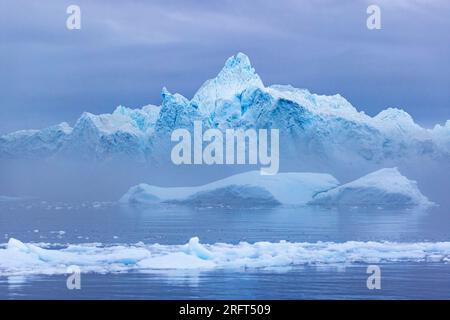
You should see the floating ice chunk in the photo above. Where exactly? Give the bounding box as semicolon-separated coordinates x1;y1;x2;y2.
183;237;213;260
1;237;450;276
138;252;215;269
7;238;30;252
310;168;433;207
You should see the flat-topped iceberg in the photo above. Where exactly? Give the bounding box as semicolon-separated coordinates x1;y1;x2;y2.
120;171;340;206
310;168;433;207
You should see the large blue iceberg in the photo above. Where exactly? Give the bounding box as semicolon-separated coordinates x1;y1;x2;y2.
1;53;449;167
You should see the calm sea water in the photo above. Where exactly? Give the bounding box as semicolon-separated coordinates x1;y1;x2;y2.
0;200;449;299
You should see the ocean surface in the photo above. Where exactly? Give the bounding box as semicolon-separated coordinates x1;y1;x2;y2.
0;200;449;299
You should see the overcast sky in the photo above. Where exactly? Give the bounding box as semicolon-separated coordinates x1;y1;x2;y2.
0;0;449;133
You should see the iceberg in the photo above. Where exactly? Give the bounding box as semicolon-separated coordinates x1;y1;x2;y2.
1;237;450;275
120;171;340;206
310;168;433;207
191;52;265;116
0;122;72;157
1;53;449;165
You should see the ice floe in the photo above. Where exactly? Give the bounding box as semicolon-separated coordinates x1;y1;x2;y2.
1;237;450;276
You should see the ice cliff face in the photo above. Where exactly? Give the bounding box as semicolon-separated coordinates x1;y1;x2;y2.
1;53;449;164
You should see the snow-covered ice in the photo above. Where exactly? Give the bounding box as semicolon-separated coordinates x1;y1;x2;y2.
1;237;450;276
121;168;432;207
310;168;433;207
120;171;340;206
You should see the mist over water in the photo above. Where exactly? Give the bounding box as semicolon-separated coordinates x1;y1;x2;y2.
1;154;449;209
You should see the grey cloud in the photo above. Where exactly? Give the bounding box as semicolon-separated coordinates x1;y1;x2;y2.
0;0;449;133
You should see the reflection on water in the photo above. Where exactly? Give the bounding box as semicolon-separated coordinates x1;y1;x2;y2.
0;200;445;244
1;264;450;299
0;200;449;299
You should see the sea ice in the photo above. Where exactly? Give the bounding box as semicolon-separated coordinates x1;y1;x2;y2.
1;237;450;276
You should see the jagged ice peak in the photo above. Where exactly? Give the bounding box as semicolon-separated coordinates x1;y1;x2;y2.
192;52;264;115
